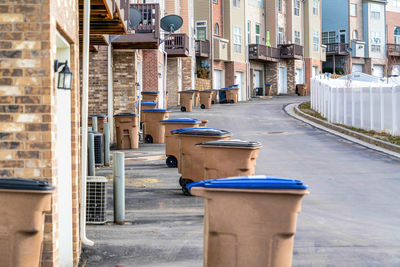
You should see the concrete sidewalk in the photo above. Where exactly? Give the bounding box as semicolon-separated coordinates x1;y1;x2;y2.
81;96;400;266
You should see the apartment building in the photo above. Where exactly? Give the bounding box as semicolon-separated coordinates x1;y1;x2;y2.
194;0;249;100
386;0;400;75
322;0;387;77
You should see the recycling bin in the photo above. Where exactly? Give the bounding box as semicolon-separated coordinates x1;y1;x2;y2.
172;128;231;194
197;140;262;179
160;118;202;168
188;176;309;267
142;109;170;143
140;101;157;124
226;87;239;103
296;84;308;96
114;113;139;149
0;178;54;267
265;83;272;96
193;90;200;107
88;114;107;133
178;91;195;112
218;88;228;104
206;89;219;104
141;91;159;104
199;90;213;109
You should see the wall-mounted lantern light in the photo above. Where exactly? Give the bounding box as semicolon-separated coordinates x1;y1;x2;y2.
54;60;73;90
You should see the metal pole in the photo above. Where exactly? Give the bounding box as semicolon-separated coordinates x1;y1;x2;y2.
80;0;94;246
88;132;95;176
113;151;125;224
104;122;110;166
92;116;98;132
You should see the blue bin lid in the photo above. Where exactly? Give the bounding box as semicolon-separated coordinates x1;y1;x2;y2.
187;176;308;190
141;101;157;106
0;178;55;191
114;112;137;117
172;127;231;136
179;90;195;94
161;118;201;124
198;140;262;148
141;91;159;94
142;109;170;112
205;89;219;91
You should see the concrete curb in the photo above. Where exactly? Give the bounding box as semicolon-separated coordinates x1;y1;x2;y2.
285;103;400;159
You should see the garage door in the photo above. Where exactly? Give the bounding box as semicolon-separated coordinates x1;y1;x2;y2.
352;64;363;73
214;69;223;89
392;65;400;76
373;65;384;78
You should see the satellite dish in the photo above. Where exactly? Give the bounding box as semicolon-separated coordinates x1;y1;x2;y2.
129;7;142;28
160;15;183;33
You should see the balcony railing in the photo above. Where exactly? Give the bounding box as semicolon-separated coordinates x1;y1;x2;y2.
249;44;280;62
278;44;303;59
213;38;229;61
325;43;350;56
387;44;400;57
111;3;160;49
165;34;189;57
195;40;210;57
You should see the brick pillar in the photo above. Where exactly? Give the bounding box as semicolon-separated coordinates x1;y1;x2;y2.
113;49;137;114
181;57;193;90
287;59;296;94
265;62;279;95
142;49;159;91
225;61;235;87
88;46;108;115
167;57;179;107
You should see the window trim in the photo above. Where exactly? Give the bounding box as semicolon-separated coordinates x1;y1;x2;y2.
233;25;242;53
313;30;319;52
195;20;208;41
294;0;300;16
350;3;357;17
233;0;240;8
313;0;318;15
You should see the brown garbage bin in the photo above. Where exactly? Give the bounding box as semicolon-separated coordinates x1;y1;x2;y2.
88;114;107;133
114;113;139;149
188;176;309;267
199;90;213;109
193;90;200;107
209;89;219;104
172;128;232;194
197;140;262;179
296;84;308;96
160;118;202;168
265;84;272;96
141;91;159;104
200;120;208;127
0;179;54;267
140;101;157;124
226;88;239;103
178;91;195;112
142;108;170;143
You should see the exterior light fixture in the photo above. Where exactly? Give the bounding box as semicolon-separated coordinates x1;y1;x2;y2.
54;60;73;90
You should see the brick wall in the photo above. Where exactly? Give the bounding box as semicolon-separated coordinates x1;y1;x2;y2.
167;57;179;107
142;49;159;91
265;62;279;95
181;57;193;90
224;61;247;87
88;46;108;115
113;49;137;114
0;0;81;266
287;59;296;94
195;78;211;90
212;0;223;37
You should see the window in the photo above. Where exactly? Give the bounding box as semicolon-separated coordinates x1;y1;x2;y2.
392;0;400;8
371;45;381;53
249;0;263;8
353;30;358;40
370;4;381;20
233;26;242;53
255;24;260;44
350;4;357;16
196;21;207;40
212;0;218;3
278;0;282;12
395;27;400;44
370;31;382;45
294;0;300;16
294;30;301;45
313;0;318;15
322;31;335;44
248;21;251;43
214;23;219;35
313;31;319;52
233;0;240;8
278;27;284;44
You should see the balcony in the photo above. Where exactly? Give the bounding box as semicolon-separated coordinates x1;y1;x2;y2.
213;37;229;61
278;44;303;60
165;34;189;57
248;44;280;62
112;3;160;49
387;44;400;57
195;40;210;58
325;43;350;56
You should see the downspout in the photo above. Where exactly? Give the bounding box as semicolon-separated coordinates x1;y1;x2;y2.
80;0;94;246
210;0;214;87
107;43;114;142
302;0;305;85
163;50;167;109
245;0;250;100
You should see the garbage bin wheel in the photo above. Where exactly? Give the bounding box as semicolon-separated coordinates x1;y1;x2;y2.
211;100;215;104
181;179;194;196
166;156;178;168
179;176;184;186
180;106;186;112
145;135;153;143
200;104;205;109
230;100;234;104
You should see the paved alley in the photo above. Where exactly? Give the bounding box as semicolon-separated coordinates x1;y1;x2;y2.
82;96;400;267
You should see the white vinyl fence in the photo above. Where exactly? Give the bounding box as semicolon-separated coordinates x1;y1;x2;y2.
310;76;400;136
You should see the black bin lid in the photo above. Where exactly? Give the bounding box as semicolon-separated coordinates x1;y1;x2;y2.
0;178;55;191
141;91;160;94
198;140;262;148
114;112;137;117
176;128;231;137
